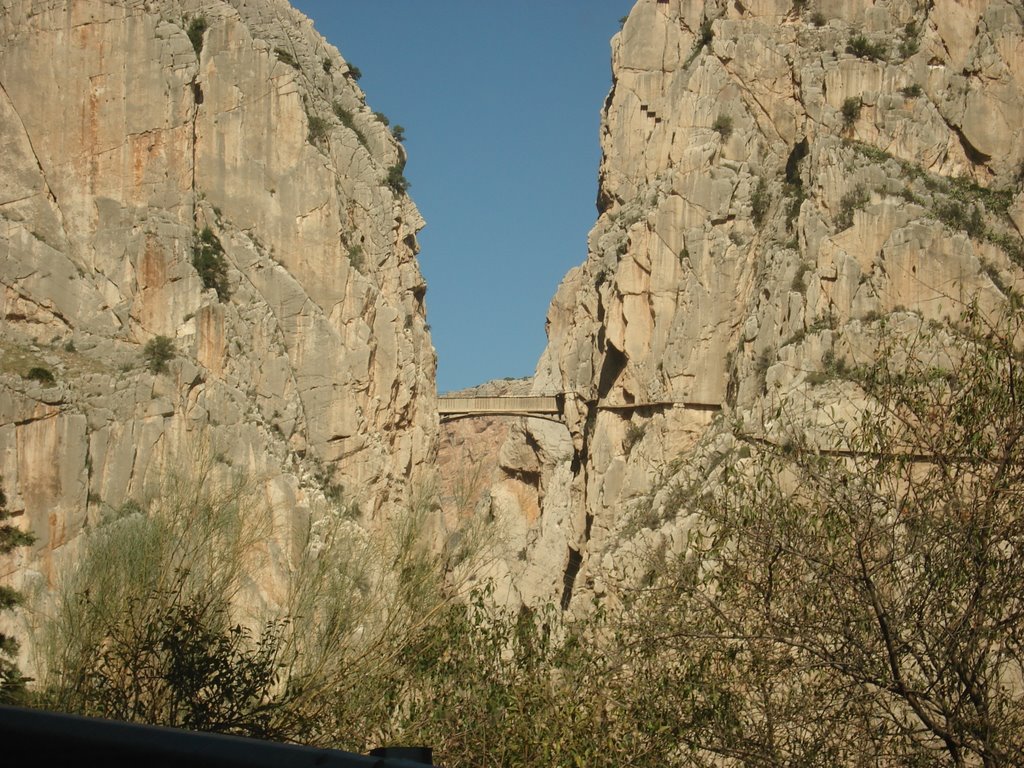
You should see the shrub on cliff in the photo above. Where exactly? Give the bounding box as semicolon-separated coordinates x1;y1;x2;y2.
386;164;410;195
192;227;230;300
142;335;175;374
841;96;862;128
186;17;208;56
24;366;55;384
846;34;887;60
712;114;733;139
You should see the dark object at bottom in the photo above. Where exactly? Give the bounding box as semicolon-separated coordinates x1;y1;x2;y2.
370;746;434;764
0;705;434;768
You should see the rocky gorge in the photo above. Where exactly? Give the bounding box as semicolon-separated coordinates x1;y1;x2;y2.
2;0;1024;741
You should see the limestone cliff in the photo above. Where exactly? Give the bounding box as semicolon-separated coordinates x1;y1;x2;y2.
488;0;1024;609
0;1;435;604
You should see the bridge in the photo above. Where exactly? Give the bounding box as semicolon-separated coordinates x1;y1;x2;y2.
437;395;722;423
438;395;563;422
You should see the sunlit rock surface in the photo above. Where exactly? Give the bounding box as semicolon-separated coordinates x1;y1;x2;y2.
488;0;1024;610
0;0;436;617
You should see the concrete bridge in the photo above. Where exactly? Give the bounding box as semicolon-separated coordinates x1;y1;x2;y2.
437;395;563;422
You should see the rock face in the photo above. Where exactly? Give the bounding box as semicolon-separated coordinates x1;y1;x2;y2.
489;0;1024;610
0;1;435;606
435;378;532;531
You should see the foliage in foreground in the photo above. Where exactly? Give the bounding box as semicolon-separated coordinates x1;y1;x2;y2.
30;307;1024;766
1;482;36;703
620;306;1024;766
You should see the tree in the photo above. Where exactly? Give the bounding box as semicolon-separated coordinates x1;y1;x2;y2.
37;457;285;734
143;335;175;374
622;306;1024;766
70;583;289;739
1;483;35;703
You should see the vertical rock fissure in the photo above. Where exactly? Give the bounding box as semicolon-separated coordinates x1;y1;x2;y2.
189;75;202;227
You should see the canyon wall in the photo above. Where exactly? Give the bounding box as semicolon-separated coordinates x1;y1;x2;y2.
485;0;1024;610
0;0;436;612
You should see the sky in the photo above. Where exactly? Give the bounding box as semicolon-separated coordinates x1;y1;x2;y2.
289;1;636;393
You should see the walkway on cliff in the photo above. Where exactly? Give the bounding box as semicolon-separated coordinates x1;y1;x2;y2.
437;395;721;422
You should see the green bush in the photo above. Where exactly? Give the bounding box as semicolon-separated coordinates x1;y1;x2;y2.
274;47;299;69
900;83;923;98
783;181;805;230
810;11;827;26
935;199;985;238
347;244;364;271
836;184;869;230
346;63;362;80
386;164;410;195
684;17;715;67
391;125;405;143
143;336;175;374
307;113;330;145
712;114;733;139
841;96;862;128
751;176;770;226
187;17;208;56
791;262;811;292
332;103;366;147
25;366;55;384
192;227;230;300
623;422;646;454
899;20;920;58
846;34;887;60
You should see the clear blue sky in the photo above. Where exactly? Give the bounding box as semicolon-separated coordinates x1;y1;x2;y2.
290;1;636;393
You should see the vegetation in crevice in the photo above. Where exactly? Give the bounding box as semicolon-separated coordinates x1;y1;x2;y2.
142;336;175;374
835;184;869;230
751;176;770;226
24;366;55;384
846;34;887;60
347;244;365;271
684;16;715;68
712;114;733;139
386;162;410;195
192;227;230;300
274;47;299;69
840;96;862;129
306;112;330;146
186;17;208;57
332;102;367;148
898;20;921;59
844;140;1024;265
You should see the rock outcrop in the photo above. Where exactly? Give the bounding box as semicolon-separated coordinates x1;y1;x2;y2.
0;0;435;613
488;0;1024;610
